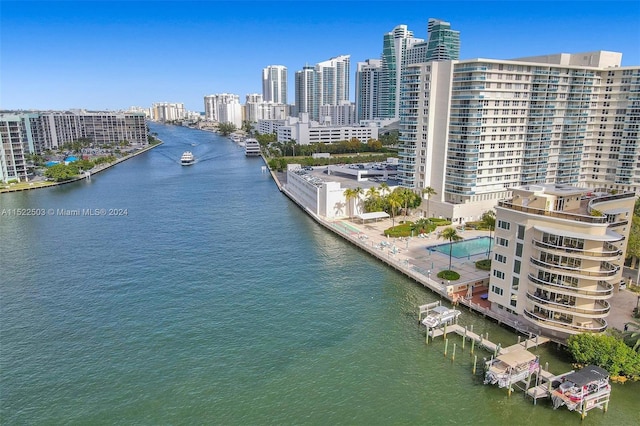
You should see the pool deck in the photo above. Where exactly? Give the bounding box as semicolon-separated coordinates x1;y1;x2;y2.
269;164;638;341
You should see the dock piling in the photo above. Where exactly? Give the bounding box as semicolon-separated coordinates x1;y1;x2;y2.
452;343;456;362
473;355;477;374
444;338;449;357
471;338;475;354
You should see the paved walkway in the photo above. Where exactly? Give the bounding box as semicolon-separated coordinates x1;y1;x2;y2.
272;168;639;337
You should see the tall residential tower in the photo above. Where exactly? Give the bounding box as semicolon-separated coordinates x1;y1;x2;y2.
396;51;639;224
262;65;288;104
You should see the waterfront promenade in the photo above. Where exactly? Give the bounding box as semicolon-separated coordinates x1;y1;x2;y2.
267;163;638;342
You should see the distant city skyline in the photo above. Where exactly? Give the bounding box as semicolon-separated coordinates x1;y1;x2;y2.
2;1;639;112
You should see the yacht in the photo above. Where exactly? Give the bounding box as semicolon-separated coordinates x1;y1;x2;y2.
244;138;261;156
180;151;195;166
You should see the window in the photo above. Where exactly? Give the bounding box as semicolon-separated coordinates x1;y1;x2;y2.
512;276;519;290
515;243;523;257
491;285;504;296
496;237;509;247
517;225;525;240
514;260;521;274
498;220;510;230
495;253;507;263
493;270;505;279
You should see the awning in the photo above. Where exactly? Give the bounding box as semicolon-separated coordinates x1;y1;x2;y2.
356;212;390;221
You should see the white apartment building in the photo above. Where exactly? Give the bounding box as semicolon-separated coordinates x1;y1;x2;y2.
245;94;289;123
1;110;147;182
355;59;382;122
151;102;186;122
397;51;640;224
319;101;356;126
295;56;350;121
490;184;635;339
262;65;288;104
204;93;243;128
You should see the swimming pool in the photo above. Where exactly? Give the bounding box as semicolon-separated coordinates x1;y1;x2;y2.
428;236;492;258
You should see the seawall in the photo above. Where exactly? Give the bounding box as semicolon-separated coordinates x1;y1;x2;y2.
260;156;559;344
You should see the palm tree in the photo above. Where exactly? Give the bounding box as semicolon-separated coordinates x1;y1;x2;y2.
387;192;403;227
481;210;496;259
439;227;463;272
379;182;390;197
411;218;431;236
421;186;437;219
366;186;379;201
343;188;358;218
343;187;363;218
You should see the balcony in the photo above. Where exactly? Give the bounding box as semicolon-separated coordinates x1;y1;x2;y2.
526;291;610;318
527;274;614;298
498;200;608;224
530;258;619;278
523;310;607;333
532;239;622;260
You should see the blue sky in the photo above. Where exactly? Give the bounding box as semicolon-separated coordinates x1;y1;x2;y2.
2;1;639;112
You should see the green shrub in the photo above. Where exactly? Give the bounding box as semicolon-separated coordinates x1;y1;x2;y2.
384;223;413;238
429;218;452;226
475;259;492;271
437;270;460;281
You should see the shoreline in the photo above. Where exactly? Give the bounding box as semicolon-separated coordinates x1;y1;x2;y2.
267;161;638;346
1;142;163;194
260;155;527;333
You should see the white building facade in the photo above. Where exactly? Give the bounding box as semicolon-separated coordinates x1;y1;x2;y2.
489;185;635;340
396;51;640;224
262;65;288;104
204;93;243;128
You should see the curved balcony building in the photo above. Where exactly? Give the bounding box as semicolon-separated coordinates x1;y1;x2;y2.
488;184;635;341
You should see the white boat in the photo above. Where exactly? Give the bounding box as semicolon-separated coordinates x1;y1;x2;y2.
180;151;195;166
420;305;461;328
551;365;611;412
484;350;539;388
244;138;261;156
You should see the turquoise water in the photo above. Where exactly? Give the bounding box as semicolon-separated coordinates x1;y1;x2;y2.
430;236;492;258
1;124;638;425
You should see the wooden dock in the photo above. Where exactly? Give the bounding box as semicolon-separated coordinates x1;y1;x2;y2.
426;324;549;355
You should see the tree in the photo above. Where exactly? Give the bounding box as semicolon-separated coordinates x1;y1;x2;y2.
566;332;640;376
481;210;496;260
241;120;254;135
439;227;463;272
366;138;382;151
411;218;431;236
379;182;390;197
217;122;236;136
626;216;640;269
421;186;437;220
366;186;379;200
44;163;80;182
343;187;363;218
623;320;640;353
387;192;403;227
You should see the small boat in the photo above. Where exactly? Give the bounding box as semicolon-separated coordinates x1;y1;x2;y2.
484;350;539;388
180;151;195;166
421;305;461;328
551;365;610;412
